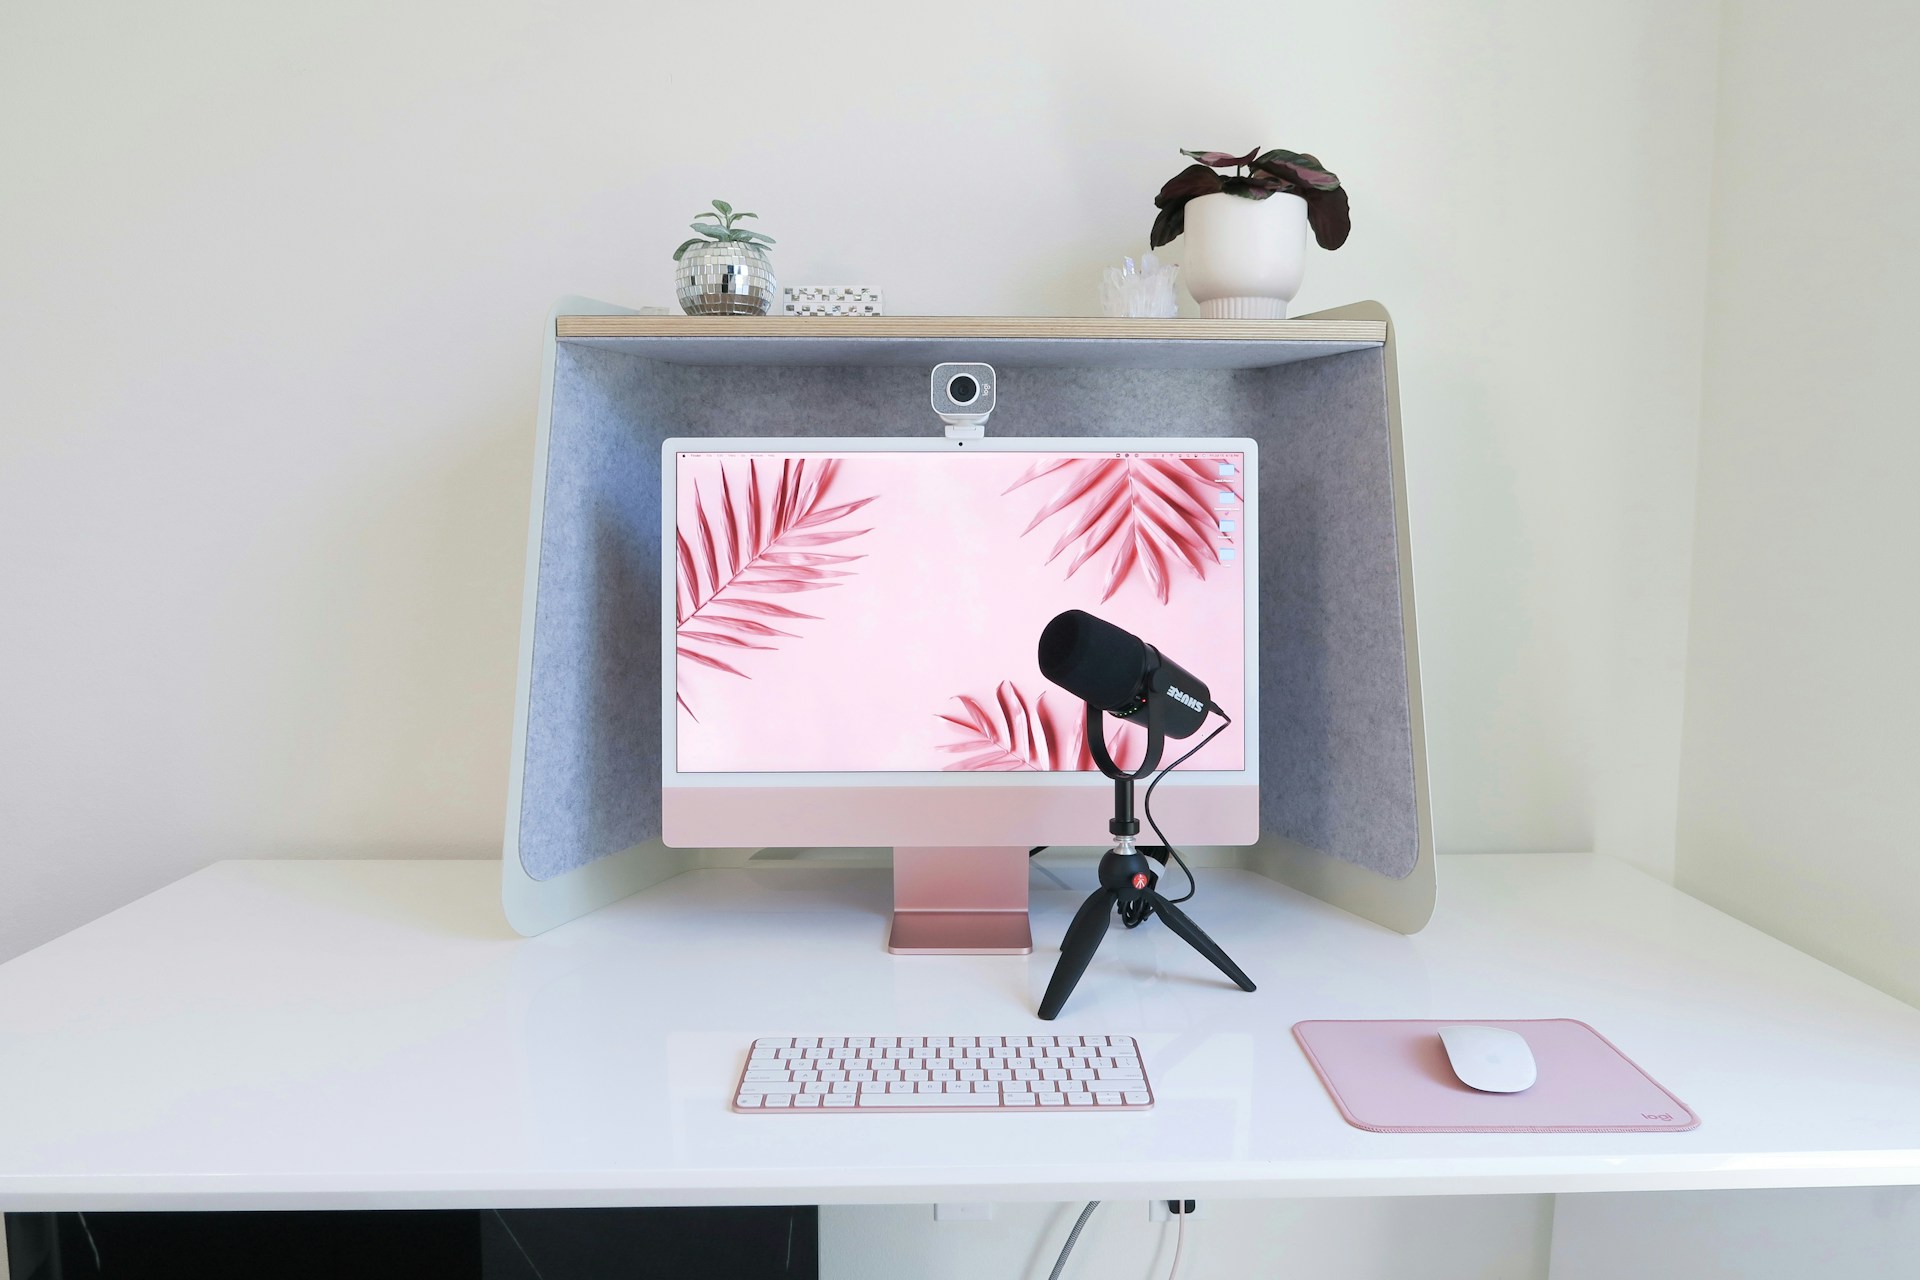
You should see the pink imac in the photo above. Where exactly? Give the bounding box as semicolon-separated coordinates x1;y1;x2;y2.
660;437;1260;954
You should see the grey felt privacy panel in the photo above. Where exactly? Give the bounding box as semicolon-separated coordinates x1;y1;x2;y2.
1255;352;1418;878
516;344;663;880
515;340;1419;882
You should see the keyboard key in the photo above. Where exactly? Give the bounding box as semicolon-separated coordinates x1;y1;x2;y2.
1124;1091;1151;1105
1095;1092;1123;1106
824;1095;856;1107
735;1095;762;1108
740;1082;801;1095
862;1091;1001;1108
795;1095;821;1108
1066;1093;1094;1106
1038;1094;1066;1106
1005;1093;1036;1106
766;1096;792;1108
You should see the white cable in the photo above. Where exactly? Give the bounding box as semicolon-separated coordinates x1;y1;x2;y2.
1047;1201;1101;1280
1167;1202;1187;1279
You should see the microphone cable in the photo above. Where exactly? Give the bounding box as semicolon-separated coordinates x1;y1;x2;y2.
1142;704;1233;905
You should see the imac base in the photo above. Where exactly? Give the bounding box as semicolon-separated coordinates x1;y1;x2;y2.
887;846;1033;955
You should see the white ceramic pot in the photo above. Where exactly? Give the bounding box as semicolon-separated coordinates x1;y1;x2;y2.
1181;191;1309;319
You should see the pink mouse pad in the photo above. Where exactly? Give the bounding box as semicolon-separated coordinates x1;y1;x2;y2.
1292;1019;1699;1134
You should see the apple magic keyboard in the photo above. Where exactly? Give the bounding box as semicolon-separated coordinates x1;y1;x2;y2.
732;1034;1153;1112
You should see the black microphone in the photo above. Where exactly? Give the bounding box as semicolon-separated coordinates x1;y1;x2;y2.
1037;610;1212;740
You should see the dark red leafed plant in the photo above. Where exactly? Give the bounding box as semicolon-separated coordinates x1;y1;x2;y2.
937;681;1147;773
675;458;875;718
1004;456;1242;604
1151;146;1350;252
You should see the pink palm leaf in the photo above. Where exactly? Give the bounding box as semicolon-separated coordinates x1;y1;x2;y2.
936;681;1146;772
676;457;876;718
1003;456;1242;604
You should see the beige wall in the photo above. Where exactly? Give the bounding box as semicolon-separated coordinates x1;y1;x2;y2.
0;1;1719;962
1674;0;1920;1008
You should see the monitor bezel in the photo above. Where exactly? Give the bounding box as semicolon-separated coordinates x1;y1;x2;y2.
660;436;1259;792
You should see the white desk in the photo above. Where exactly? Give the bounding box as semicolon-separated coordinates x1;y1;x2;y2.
2;854;1918;1211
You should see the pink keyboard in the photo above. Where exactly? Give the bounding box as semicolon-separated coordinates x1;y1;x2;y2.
732;1034;1154;1113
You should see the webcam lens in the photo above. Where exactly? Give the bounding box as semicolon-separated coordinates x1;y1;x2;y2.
947;374;978;404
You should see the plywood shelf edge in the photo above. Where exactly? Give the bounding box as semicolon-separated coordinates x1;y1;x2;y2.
555;315;1386;344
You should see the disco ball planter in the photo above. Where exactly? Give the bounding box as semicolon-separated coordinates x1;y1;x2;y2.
673;199;778;317
675;242;778;316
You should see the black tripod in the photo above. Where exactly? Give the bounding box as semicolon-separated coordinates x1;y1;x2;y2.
1037;702;1257;1020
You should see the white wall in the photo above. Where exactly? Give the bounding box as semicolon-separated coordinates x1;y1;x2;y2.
1550;1188;1920;1280
1674;0;1920;1008
0;0;1720;962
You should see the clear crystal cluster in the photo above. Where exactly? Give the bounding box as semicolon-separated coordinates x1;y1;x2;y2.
1099;252;1181;318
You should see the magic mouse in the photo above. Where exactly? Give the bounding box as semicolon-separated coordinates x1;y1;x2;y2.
1438;1025;1537;1093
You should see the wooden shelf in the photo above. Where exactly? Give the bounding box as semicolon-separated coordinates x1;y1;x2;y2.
555;315;1386;344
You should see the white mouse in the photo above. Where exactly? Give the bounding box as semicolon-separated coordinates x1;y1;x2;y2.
1438;1025;1537;1093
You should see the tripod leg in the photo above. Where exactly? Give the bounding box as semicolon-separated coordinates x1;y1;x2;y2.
1147;893;1257;992
1039;889;1119;1020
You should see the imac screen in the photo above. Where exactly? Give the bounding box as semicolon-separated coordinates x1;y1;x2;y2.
671;448;1248;774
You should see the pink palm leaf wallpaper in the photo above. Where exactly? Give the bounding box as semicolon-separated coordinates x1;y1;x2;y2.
675;458;875;718
1004;456;1242;604
937;681;1147;773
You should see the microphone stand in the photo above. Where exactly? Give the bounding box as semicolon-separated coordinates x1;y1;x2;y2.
1037;700;1257;1020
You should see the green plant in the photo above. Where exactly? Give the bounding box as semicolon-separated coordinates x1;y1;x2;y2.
673;199;776;261
1150;147;1350;252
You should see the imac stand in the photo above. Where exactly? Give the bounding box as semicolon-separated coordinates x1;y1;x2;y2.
888;846;1033;955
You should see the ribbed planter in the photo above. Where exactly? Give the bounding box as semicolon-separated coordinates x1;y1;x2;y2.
676;243;777;316
1181;191;1309;319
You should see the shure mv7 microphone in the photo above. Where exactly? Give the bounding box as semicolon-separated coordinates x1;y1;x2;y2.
1036;609;1212;740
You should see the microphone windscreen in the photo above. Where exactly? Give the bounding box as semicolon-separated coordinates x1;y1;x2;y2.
1037;610;1149;711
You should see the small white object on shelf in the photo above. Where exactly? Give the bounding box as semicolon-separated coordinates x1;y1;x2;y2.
1100;252;1181;318
783;285;884;316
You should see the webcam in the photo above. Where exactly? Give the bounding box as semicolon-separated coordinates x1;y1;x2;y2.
931;362;996;438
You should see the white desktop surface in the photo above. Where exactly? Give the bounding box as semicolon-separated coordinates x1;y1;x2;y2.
2;854;1918;1211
